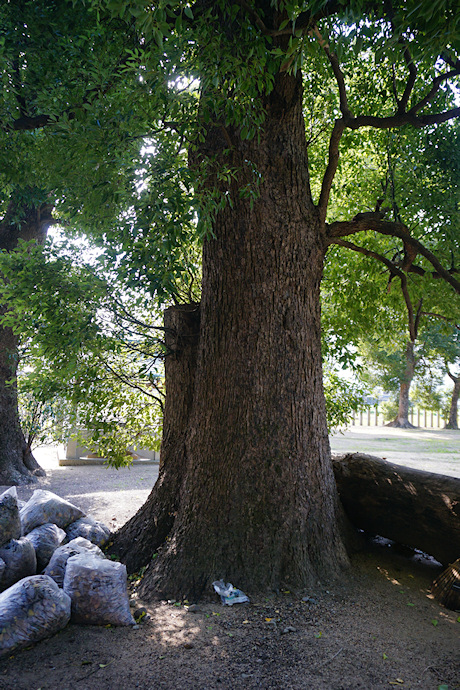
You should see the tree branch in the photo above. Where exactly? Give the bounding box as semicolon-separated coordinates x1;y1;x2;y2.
327;219;460;294
410;62;460;116
318;120;346;223
332;237;418;339
420;311;457;324
312;26;351;119
398;45;417;113
331;238;404;279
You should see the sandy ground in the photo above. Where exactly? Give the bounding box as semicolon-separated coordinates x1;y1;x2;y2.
5;445;160;530
330;426;460;478
0;431;459;689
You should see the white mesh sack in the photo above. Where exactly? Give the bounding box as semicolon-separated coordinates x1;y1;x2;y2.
0;575;71;658
63;553;135;626
20;490;85;534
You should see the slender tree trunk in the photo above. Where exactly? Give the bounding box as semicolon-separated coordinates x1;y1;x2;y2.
445;371;459;430
109;303;200;572
129;70;348;601
0;194;53;484
387;340;416;428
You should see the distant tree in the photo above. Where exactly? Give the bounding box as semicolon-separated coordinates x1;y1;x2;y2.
420;324;460;429
0;239;167;466
0;190;54;483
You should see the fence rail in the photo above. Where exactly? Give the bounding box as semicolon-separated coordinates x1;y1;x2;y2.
351;408;454;428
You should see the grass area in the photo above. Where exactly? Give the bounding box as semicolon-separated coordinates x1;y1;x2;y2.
330;426;460;478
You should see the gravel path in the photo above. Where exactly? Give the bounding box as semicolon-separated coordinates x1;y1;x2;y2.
1;446;159;531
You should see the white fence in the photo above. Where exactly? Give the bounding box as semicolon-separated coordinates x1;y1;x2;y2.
351;408;454;428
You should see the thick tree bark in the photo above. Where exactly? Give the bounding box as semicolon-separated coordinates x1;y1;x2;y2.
132;70;349;601
332;453;460;566
0;195;53;484
387;340;416;428
0;319;45;484
445;371;459;430
109;304;200;572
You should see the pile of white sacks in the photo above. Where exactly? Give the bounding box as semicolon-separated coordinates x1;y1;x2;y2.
0;487;135;658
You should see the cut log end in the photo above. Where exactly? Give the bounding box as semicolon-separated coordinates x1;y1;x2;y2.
431;559;460;611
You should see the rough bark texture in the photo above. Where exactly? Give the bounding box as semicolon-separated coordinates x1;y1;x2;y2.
333;453;460;566
445;372;459;430
0;319;44;484
109;304;200;572
387;340;416;428
135;70;349;601
0;196;53;484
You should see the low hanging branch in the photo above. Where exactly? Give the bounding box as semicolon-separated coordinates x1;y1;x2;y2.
331;237;423;342
327;222;460;295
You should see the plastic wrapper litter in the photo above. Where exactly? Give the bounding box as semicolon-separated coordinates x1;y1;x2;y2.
44;537;105;587
0;537;36;591
212;580;250;605
63;553;135;626
65;516;112;548
24;523;66;571
20;490;85;534
0;575;71;658
0;487;21;546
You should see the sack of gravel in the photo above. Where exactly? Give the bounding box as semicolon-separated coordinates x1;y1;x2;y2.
44;537;105;588
23;523;66;572
0;575;71;658
63;553;135;626
20;490;85;534
0;487;21;547
65;516;111;548
0;537;36;591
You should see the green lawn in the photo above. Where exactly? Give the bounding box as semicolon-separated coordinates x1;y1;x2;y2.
330;426;460;478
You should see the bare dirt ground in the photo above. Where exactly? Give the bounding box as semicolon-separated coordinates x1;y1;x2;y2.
0;434;459;690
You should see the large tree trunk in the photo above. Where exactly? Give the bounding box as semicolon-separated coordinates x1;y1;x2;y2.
109;303;200;572
332;453;460;566
445;371;459;430
387;340;416;428
128;69;348;601
0;194;53;484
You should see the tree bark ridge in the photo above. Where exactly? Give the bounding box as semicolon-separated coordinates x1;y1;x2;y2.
109;304;200;572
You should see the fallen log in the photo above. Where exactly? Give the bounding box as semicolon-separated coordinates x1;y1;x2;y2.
332;453;460;566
